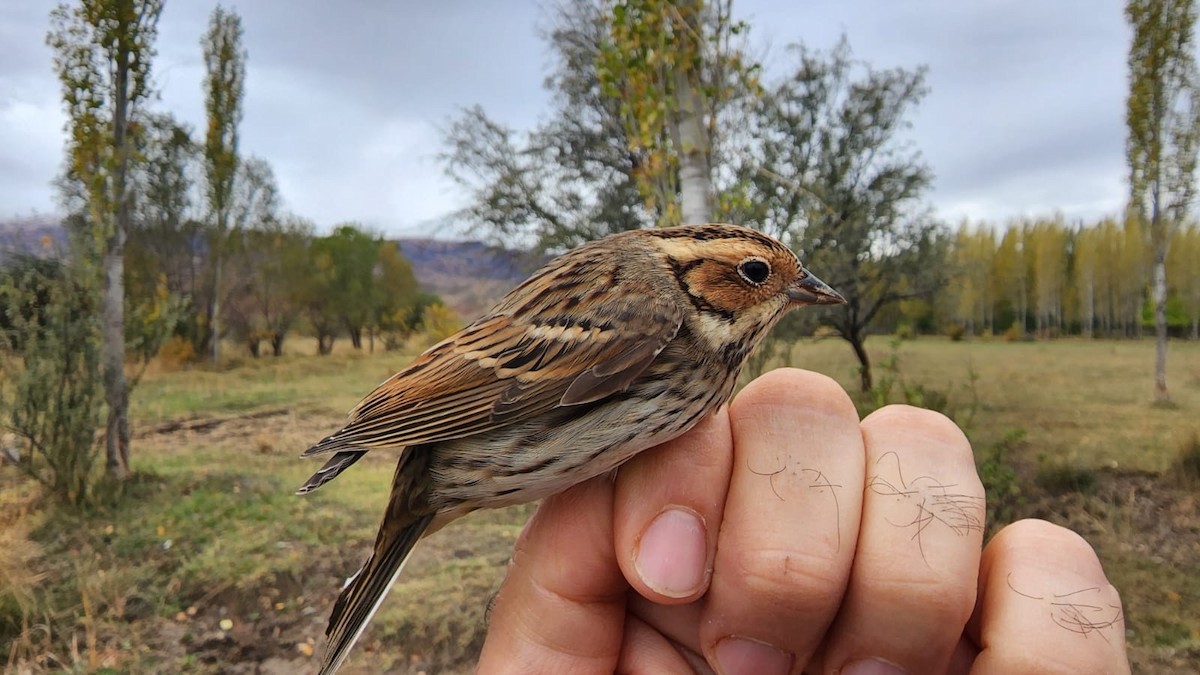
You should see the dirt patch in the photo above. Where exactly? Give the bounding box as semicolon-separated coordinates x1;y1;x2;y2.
138;406;350;460
142;408;293;437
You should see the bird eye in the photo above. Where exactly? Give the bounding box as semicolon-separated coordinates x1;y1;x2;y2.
737;258;771;286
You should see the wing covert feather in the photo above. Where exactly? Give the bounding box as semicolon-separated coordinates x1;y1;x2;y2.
305;288;683;455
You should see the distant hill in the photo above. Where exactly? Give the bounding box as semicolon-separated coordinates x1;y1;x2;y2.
396;238;533;318
0;215;527;319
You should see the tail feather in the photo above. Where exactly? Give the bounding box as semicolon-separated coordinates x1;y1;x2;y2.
302;431;351;458
296;450;367;494
317;512;435;675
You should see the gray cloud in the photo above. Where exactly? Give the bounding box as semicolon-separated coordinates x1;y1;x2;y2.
0;0;1147;235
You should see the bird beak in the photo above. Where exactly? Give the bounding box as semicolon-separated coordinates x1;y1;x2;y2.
787;271;845;306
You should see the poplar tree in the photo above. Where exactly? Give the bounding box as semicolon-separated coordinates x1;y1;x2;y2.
1126;0;1200;402
201;4;246;364
47;0;163;478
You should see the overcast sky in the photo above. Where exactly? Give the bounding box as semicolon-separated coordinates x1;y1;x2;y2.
0;1;1132;237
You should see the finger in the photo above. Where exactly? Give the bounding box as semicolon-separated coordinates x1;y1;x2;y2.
627;590;705;654
700;368;866;674
819;405;984;673
616;615;702;674
971;519;1129;674
477;477;628;673
614;407;734;603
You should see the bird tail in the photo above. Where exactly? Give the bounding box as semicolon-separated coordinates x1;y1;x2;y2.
296;450;367;494
317;511;435;675
297;427;370;494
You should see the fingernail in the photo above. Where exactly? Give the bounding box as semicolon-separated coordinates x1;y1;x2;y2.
714;637;793;675
840;657;908;675
635;507;707;598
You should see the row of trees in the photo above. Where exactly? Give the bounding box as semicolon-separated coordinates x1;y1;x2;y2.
1;1;442;502
943;216;1200;340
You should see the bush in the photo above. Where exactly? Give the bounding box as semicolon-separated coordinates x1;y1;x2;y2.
156;335;197;370
812;325;840;340
902;382;951;416
978;428;1026;536
895;323;916;340
0;257;103;506
1002;324;1022;342
944;323;966;341
419;303;462;343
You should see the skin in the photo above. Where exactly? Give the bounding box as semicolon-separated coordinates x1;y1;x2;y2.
478;369;1130;675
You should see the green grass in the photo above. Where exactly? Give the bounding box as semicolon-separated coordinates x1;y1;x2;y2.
3;337;1199;672
131;349;413;422
785;337;1200;472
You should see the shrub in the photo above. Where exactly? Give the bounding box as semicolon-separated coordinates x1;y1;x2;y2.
944;323;967;341
419;303;463;343
902;382;951;416
812;325;840;340
156;335;197;370
978;428;1026;536
0;258;103;506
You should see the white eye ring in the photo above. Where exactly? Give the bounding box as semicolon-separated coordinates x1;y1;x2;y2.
737;257;771;286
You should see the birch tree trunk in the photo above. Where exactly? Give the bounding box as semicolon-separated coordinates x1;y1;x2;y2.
674;68;712;225
102;236;130;477
1152;247;1169;401
104;31;132;478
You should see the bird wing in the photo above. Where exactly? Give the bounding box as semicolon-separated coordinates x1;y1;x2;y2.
303;291;682;456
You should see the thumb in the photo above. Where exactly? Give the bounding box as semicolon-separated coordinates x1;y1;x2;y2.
477;476;628;673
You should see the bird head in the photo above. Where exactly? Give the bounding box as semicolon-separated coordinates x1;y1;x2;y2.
647;223;845;353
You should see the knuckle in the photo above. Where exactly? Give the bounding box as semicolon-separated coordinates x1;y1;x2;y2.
719;547;848;615
871;575;977;627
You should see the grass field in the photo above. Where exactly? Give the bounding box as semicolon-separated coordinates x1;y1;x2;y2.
783;337;1200;473
2;336;1199;673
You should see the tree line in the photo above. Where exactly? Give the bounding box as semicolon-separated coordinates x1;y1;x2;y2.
940;216;1200;340
0;1;444;502
115;108;443;358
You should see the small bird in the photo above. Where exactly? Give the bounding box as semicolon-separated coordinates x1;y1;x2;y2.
298;223;844;674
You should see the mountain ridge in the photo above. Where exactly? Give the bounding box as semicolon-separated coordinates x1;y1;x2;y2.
0;217;525;319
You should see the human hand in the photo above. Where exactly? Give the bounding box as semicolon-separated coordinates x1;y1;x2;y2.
477;369;1130;674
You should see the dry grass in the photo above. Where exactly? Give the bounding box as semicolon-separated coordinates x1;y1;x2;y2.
784;337;1200;472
